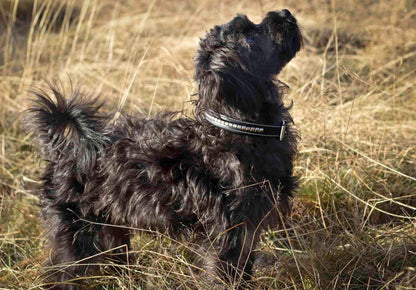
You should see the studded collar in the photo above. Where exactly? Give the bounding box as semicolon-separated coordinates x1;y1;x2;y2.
204;111;287;140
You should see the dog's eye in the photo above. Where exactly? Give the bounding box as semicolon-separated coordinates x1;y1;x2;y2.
247;37;254;44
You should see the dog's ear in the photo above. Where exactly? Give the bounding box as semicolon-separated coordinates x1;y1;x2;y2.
196;70;221;102
226;14;251;33
194;34;223;103
196;66;264;115
194;24;267;114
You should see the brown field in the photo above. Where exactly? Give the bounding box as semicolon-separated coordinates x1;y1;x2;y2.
0;0;415;288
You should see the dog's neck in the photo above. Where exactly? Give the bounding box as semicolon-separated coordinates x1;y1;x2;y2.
196;74;285;127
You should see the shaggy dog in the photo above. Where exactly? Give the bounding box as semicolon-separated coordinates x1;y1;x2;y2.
26;9;302;289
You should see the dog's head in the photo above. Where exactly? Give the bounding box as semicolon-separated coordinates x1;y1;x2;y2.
194;10;302;117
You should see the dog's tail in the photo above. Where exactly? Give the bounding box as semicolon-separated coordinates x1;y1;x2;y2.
25;81;110;173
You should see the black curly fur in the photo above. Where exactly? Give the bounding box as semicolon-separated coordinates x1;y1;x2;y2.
25;10;302;289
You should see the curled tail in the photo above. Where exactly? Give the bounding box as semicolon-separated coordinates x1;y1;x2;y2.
25;81;110;174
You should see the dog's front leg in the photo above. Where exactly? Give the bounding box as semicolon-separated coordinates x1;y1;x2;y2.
203;224;258;288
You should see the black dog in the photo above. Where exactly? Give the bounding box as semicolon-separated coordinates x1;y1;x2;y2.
26;10;302;288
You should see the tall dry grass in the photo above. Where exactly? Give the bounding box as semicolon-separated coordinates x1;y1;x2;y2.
0;0;415;288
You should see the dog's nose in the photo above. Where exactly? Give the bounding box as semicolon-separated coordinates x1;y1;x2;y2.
264;9;296;25
278;9;296;23
261;10;299;34
278;9;292;18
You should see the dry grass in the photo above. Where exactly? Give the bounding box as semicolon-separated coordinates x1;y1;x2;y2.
0;0;415;288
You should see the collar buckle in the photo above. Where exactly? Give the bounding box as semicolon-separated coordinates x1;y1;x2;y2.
279;120;286;141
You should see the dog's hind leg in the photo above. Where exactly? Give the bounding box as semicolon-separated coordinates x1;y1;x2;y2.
42;202;98;289
43;202;131;289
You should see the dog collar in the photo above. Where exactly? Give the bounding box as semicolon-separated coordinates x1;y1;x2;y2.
204;111;287;140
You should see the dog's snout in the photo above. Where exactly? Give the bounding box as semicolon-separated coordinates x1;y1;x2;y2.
263;9;297;28
277;9;296;24
278;9;292;18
